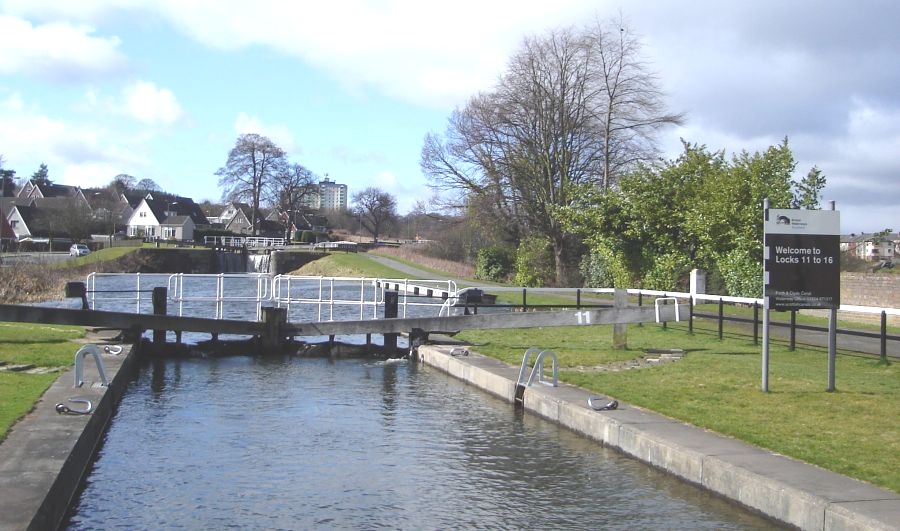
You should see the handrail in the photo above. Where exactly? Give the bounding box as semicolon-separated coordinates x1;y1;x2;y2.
527;350;558;387
516;348;558;388
74;344;109;388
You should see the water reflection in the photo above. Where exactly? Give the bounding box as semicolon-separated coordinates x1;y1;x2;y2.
65;357;778;530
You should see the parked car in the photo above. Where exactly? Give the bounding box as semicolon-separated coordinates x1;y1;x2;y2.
69;244;90;257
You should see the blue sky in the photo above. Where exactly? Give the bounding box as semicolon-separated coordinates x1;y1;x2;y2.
1;1;898;233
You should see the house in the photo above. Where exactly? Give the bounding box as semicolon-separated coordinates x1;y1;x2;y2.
841;233;897;262
125;194;209;241
84;188;138;235
17;180;86;202
221;202;254;234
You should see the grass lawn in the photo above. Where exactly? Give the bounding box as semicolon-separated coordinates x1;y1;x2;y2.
0;322;85;441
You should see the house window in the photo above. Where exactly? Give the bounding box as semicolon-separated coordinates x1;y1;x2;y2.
10;220;16;228
164;227;177;239
140;211;147;217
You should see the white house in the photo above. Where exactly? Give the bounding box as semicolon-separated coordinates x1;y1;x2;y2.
841;233;896;262
125;194;209;241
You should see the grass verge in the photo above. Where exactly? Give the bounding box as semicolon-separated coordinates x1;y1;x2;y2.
0;322;86;442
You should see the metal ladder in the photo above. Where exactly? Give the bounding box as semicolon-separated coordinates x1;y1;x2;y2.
514;347;558;406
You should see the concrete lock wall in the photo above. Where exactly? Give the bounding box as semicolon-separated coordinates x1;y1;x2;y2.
416;345;900;531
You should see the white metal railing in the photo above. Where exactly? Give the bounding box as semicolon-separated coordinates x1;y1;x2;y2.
204;236;286;248
372;278;458;318
273;275;379;322
167;273;271;320
86;272;158;313
271;276;455;322
82;273;900;324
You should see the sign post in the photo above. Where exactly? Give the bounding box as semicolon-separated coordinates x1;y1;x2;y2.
762;203;840;392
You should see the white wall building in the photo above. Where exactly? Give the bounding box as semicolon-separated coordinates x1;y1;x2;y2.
302;177;347;211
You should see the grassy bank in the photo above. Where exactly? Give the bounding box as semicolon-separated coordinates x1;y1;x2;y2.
0;322;85;441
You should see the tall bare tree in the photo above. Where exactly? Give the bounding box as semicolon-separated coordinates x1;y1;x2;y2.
352;187;397;243
216;133;286;236
588;20;685;187
267;162;317;240
422;19;682;284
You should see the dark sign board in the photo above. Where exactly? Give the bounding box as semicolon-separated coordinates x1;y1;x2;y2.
764;209;840;310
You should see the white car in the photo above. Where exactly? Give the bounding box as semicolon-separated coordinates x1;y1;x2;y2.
69;244;90;257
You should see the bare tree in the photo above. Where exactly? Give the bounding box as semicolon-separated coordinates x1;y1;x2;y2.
422;19;682;284
113;174;136;193
352;187;397;243
266;162;317;240
216;133;286;236
587;19;685;186
135;178;162;193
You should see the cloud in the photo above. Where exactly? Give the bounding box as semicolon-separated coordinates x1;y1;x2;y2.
122;81;184;125
233;112;298;154
5;0;594;108
0;14;126;81
0;92;147;187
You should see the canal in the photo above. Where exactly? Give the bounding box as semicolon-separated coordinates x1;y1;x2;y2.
64;355;779;529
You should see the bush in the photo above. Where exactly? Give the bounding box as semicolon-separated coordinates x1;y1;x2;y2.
642;252;691;292
298;230;317;243
474;246;514;282
716;248;762;297
580;250;614;288
514;235;554;287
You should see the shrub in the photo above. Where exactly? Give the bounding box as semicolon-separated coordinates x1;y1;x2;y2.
514;235;554;287
716;248;762;297
474;246;514;282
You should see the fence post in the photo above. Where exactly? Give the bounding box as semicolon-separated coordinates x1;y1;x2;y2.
882;311;888;362
260;307;287;351
688;296;694;334
613;288;628;349
65;281;89;310
384;290;398;353
522;288;527;312
662;293;667;330
718;298;724;340
152;287;167;344
753;302;759;345
576;289;581;310
790;310;797;351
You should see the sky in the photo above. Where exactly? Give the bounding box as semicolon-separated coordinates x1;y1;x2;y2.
0;1;897;234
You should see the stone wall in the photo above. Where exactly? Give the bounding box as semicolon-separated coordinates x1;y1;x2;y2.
840;272;900;308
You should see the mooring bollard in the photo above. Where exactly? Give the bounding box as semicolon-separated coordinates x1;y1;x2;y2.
152;287;167;344
65;281;89;310
384;291;399;352
261;307;288;351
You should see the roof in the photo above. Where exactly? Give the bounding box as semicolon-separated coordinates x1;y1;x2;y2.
143;196;210;226
160;215;193;227
842;232;899;243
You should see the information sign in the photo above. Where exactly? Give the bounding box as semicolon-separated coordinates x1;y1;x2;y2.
764;209;840;310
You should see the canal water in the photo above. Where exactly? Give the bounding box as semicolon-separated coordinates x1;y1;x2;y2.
64;356;779;529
